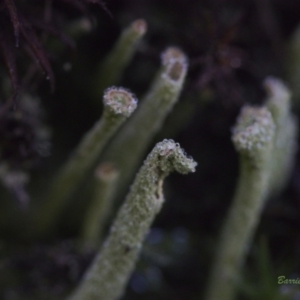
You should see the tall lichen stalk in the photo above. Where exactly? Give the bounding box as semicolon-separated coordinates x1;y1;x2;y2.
34;87;138;236
205;106;276;300
205;77;297;300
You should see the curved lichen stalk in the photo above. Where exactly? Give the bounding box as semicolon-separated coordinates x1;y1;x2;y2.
68;139;197;300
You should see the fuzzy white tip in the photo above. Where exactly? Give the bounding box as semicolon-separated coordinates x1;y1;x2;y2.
232;106;275;153
103;87;138;117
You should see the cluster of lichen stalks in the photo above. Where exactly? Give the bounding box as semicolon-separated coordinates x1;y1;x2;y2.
1;19;299;300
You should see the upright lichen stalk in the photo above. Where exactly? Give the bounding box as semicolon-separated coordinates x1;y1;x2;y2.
264;77;298;196
205;77;298;300
80;162;119;248
35;87;137;235
95;19;148;96
205;106;275;300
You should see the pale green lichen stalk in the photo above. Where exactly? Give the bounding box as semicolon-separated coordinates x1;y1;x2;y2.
232;106;275;164
205;106;275;300
205;77;298;300
69;139;197;300
101;47;188;199
36;87;137;236
95;19;148;96
286;24;300;102
264;77;298;196
80;162;119;249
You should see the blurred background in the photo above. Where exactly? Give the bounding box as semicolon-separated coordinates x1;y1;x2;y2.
1;0;300;299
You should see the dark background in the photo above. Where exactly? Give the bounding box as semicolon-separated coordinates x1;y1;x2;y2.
1;0;300;299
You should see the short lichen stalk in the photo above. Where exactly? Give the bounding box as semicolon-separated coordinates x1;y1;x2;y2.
101;47;188;200
68;139;197;300
80;162;119;249
205;107;276;300
35;87;137;236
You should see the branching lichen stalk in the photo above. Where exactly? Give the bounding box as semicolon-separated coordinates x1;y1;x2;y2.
35;87;137;235
205;106;275;300
69;139;197;300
